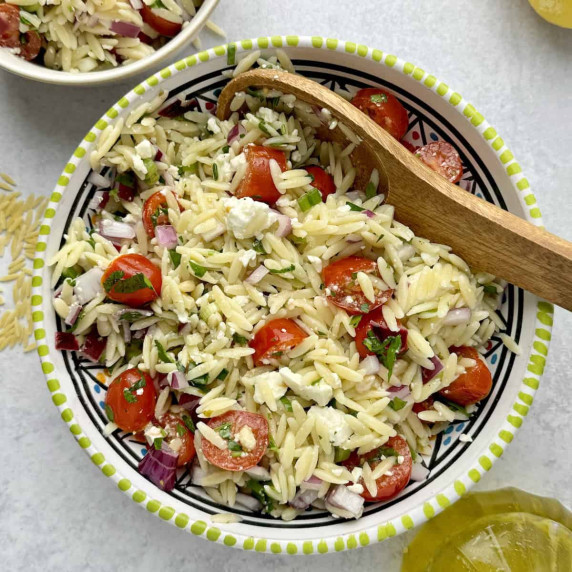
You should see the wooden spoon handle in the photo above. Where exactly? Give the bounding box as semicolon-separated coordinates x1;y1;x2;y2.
218;69;572;310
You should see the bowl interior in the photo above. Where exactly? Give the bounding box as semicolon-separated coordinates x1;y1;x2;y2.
33;38;551;552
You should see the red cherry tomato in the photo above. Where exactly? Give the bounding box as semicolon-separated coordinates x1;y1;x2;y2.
201;410;269;472
235;145;288;204
142;190;181;237
415;141;463;183
19;30;41;61
343;435;412;502
249;318;308;366
305;166;336;200
351;88;409;140
0;5;20;49
354;306;408;359
101;253;162;307
323;256;393;315
439;346;492;406
157;413;196;467
105;369;157;432
140;4;182;37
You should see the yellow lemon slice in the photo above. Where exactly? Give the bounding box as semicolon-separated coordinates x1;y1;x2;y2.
529;0;572;28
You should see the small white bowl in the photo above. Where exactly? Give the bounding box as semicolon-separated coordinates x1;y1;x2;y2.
0;0;219;86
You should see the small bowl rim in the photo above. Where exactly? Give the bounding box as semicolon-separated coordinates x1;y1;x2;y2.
0;0;219;86
32;36;554;554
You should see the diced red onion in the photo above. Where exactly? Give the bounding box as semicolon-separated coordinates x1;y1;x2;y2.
387;385;411;399
123;323;131;344
110;20;142;38
235;493;262;512
74;267;104;305
290;488;319;510
55;332;79;351
227;123;246;145
326;485;365;519
360;355;381;375
116;308;154;321
98;219;136;241
300;476;323;491
155;225;178;249
138;444;179;492
245;265;269;285
88;171;111;189
275;214;292;237
245;465;271;481
117;184;135;202
80;333;106;363
364;209;376;219
421;356;443;383
158;98;199;119
99;191;110;210
65;303;82;327
168;370;189;390
410;463;430;482
178;394;201;426
129;0;143;8
442;307;471;326
53;284;63;299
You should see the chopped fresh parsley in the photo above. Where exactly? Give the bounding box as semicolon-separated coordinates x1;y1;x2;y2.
438;397;469;416
150;206;168;229
365;181;377;199
212;163;219;180
178;164;198;177
268;264;295;274
360;303;370;313
349;315;362;328
154;340;173;363
188;373;209;388
232;333;248;345
118;311;149;322
228;440;243;453
368;446;399;463
62;267;79;281
216;422;232;440
389;397;407;411
247;479;274;513
182;414;195;433
108;273;154;295
169;249;181;269
123;388;137;404
252;239;266;254
334;447;351;463
297;187;322;212
189;260;207;278
222;145;230;154
363;331;401;380
280;396;293;412
268;436;279;453
347;201;365;212
288;234;307;247
103;270;124;292
483;284;498;295
216;368;229;381
370;93;388;104
104;403;115;422
176;423;186;437
258;119;271;136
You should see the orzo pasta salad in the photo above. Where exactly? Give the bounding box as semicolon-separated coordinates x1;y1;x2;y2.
49;52;515;521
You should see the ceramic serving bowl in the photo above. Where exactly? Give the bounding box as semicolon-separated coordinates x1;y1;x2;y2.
32;36;553;554
0;0;219;86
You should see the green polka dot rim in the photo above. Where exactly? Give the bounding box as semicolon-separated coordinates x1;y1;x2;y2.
32;36;553;554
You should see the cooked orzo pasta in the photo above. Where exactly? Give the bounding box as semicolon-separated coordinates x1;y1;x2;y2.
49;52;516;520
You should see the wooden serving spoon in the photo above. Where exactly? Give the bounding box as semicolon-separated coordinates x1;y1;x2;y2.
217;69;572;310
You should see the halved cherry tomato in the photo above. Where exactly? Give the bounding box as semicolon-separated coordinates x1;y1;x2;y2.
439;346;492;406
415;141;463;183
101;253;162;307
142;190;181;237
105;368;157;432
235;145;288;204
354;307;408;359
201;410;269;472
351;88;409;140
19;30;41;61
0;4;20;48
323;256;393;315
249;318;308;366
305;166;336;200
157;413;196;467
412;396;434;414
343;435;412;502
140;4;182;37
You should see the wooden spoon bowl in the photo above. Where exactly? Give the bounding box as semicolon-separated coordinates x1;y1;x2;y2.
217;69;572;310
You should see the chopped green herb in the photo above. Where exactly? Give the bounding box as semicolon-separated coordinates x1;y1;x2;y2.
116;171;135;188
104;403;115;422
268;264;295;274
247;479;274;513
365;181;377;199
311;377;323;386
109;273;155;295
222;145;230;154
297;187;322;212
62;267;79;281
103;270;124;292
347;201;365;212
226;43;236;65
483;284;498;295
165;249;180;270
154;340;174;364
389;397;407;411
279;396;293;412
189;373;209;387
216;422;232;440
268;436;279;453
288;234;307;247
334;447;351;463
407;442;418;462
151;0;165;7
232;333;248;345
125;340;143;360
349;315;362;328
150;205;168;228
142;158;159;186
189;260;207;278
176;423;186;437
178;164;198;177
363;331;401;380
369;446;399;463
118;311;148;323
130;375;147;393
153;437;163;450
360;303;370;313
370;93;388;104
228;440;243;452
123;388;137;404
269;96;281;108
246;87;263;99
252;239;266;254
212;163;219;180
438;397;469;416
258;120;271;135
216;368;229;381
182;414;195;433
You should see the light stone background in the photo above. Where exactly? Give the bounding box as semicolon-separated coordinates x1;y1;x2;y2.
1;1;571;570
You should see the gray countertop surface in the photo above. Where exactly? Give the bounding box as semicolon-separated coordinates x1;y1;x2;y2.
1;1;571;570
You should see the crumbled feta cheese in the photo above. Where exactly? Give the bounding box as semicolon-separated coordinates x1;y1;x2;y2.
223;197;278;239
258;106;279;123
279;367;333;407
143;423;164;446
230;152;246;170
132;154;147;178
247;371;287;410
236;426;256;451
307;406;353;446
307;255;323;272
351;467;363;482
207;116;221;134
397;455;404;464
347;483;364;495
135;139;155;159
459;434;473;443
239;249;257;267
